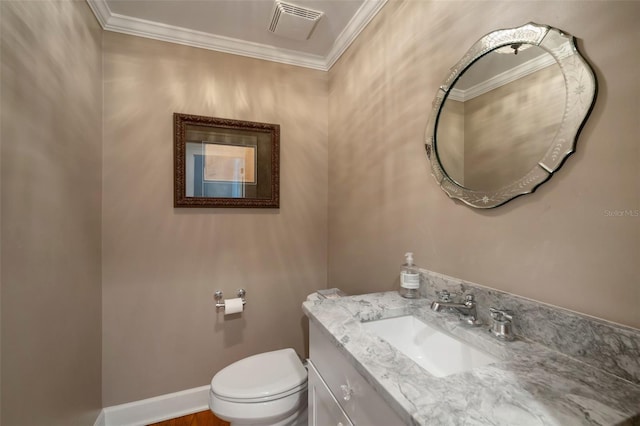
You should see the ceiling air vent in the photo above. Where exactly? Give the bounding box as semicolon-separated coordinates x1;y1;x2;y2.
268;0;324;41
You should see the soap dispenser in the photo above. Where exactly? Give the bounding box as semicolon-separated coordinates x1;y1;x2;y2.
399;252;420;299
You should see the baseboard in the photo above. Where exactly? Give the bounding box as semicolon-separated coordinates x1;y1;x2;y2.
100;385;210;426
94;409;106;426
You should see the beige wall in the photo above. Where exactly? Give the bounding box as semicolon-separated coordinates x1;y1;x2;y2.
1;1;103;424
328;0;640;329
102;32;328;405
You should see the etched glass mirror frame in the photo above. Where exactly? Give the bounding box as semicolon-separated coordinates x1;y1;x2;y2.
425;22;596;208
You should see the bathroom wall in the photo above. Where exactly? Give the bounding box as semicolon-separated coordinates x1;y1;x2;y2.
0;0;103;424
328;1;640;328
102;32;328;405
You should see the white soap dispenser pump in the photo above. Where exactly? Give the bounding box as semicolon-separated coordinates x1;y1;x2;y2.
400;252;420;299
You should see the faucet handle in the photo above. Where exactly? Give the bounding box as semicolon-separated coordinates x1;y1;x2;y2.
437;290;452;302
489;307;515;341
489;307;513;322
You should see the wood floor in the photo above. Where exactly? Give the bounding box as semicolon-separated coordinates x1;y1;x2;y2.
147;410;230;426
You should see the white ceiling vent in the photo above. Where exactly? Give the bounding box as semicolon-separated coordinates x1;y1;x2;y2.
268;0;324;41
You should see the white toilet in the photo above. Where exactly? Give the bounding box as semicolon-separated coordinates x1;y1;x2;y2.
209;348;308;426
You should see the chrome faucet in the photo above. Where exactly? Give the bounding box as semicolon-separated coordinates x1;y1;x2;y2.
431;294;482;326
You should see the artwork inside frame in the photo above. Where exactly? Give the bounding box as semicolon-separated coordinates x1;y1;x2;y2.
203;144;256;184
174;113;280;208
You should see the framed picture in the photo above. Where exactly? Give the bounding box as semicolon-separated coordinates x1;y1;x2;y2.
174;113;279;208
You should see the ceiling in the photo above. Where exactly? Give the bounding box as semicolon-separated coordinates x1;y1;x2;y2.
87;0;388;71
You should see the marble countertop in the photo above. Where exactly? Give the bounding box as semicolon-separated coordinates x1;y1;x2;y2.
302;292;640;426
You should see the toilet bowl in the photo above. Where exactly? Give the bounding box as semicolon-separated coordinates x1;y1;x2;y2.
209;348;308;426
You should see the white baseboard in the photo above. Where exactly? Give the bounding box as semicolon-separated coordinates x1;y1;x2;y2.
96;385;210;426
94;409;106;426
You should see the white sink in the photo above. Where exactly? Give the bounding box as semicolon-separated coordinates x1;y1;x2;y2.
362;315;498;377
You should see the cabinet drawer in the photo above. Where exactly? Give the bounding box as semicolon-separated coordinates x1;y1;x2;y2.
309;322;403;425
308;361;353;426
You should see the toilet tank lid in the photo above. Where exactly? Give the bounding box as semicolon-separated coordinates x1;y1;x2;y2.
211;348;307;399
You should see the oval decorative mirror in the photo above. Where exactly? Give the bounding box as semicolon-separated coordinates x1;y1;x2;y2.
425;22;597;208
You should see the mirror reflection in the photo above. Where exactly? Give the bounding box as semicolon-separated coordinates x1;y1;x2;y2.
437;45;566;191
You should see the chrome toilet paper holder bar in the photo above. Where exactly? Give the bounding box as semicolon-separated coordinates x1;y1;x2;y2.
214;289;247;310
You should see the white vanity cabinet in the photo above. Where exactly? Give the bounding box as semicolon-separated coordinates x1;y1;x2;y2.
308;322;404;426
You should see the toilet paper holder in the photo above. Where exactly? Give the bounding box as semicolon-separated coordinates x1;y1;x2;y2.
214;289;247;310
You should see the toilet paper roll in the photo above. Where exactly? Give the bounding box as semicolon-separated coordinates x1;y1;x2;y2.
224;298;244;315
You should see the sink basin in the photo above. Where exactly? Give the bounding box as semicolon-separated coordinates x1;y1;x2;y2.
362;315;498;377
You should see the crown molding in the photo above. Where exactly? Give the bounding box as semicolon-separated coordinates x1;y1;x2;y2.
85;0;387;71
325;0;388;69
448;53;557;102
86;0;110;27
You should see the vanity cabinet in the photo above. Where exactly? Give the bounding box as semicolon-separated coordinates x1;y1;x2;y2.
308;322;403;426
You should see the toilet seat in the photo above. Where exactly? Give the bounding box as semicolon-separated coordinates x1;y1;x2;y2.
211;348;307;402
213;381;307;404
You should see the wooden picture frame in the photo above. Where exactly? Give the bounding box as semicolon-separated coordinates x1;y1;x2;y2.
174;113;280;208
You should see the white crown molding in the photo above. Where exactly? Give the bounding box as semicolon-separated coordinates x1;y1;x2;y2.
325;0;388;69
448;53;557;102
85;0;386;71
86;0;110;28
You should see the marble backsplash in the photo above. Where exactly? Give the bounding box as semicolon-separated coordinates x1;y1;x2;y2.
418;269;640;386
